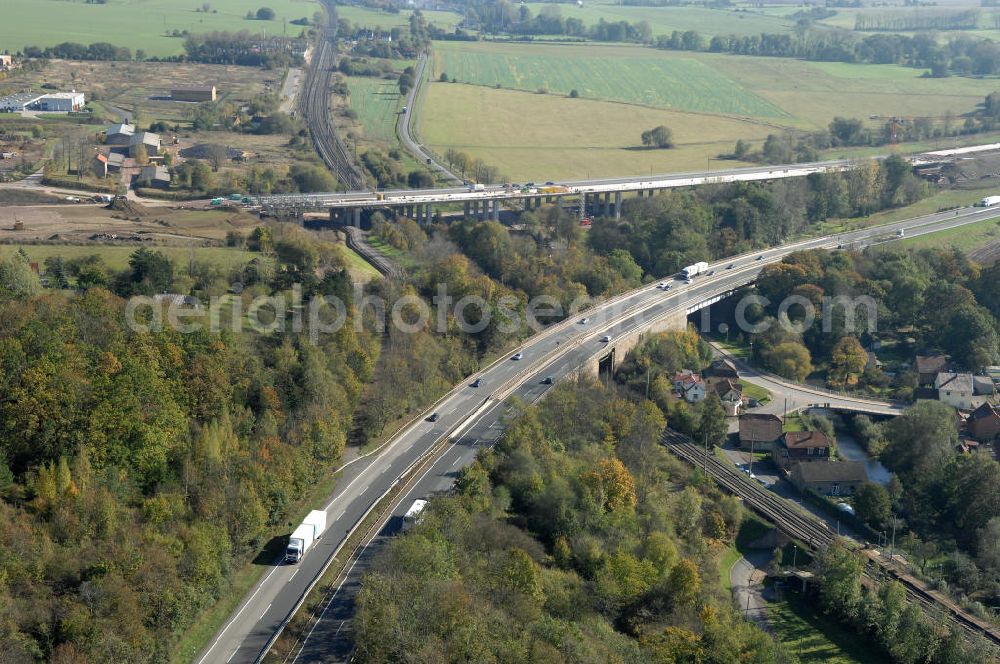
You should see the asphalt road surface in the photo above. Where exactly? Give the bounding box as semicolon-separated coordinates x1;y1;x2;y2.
195;203;999;664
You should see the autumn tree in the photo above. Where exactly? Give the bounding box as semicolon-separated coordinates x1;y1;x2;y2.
829;335;867;387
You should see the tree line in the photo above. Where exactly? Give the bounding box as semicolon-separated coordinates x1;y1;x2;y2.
854;9;981;32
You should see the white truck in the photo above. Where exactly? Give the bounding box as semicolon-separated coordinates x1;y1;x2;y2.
285;509;327;564
468;183;485;192
401;499;427;533
978;195;1000;207
680;261;709;282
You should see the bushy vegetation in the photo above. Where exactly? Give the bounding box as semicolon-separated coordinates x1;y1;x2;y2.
814;542;995;663
354;379;793;663
0;229;377;661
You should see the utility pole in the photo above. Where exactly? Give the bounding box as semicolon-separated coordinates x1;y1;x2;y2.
703;432;709;474
645;364;651;399
748;431;756;479
889;515;897;563
792;544;798;570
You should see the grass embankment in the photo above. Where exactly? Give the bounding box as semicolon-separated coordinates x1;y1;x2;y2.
766;589;883;664
0;244;259;273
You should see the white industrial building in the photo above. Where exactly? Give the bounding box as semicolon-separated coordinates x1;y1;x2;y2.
0;90;85;113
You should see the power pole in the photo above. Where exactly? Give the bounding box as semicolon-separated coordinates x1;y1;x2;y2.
889;515;897;563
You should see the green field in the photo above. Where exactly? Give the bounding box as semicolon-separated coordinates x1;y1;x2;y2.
767;590;881;664
345;76;405;144
434;42;787;117
0;0;321;57
895;214;1000;254
524;2;797;38
420;41;1000;179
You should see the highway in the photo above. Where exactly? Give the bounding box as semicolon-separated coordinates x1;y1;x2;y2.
257;159;856;211
193;201;1000;664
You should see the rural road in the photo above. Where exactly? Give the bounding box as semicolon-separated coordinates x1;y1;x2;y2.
396;53;462;184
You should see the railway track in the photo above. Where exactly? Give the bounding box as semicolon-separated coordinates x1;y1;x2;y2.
344;226;403;279
661;428;1000;649
301;1;365;190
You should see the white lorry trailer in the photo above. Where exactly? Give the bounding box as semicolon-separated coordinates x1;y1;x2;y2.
401;499;427;533
285;510;327;564
680;261;709;281
978;195;1000;207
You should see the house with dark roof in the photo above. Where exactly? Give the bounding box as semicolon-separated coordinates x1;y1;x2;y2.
739;413;783;451
712;378;743;416
967;402;1000;443
774;430;831;470
790;461;868;496
706;358;739;379
916;355;948;385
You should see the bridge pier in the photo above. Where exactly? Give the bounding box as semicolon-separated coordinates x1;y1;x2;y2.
535;196;542;209
479;200;488;221
352;207;361;228
578;194;586;219
491;199;500;221
523;197;531;212
463;201;470;218
614;191;622;220
603;192;611;216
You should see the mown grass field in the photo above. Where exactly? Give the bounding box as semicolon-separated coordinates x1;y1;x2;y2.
434;42;788;117
0;0;321;57
524;2;796;37
421;41;1000;179
767;589;881;664
345;76;405;144
417;83;768;180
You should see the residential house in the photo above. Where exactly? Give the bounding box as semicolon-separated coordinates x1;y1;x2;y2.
738;413;783;451
790;461;868;496
774;430;831;470
672;370;705;403
129;132;160;158
137;165;170;189
916;355;948;385
966;402;1000;443
103;123;135;146
713;378;743;416
935;372;975;410
706;358;739;379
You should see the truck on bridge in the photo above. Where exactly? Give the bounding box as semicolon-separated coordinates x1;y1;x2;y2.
680;261;709;282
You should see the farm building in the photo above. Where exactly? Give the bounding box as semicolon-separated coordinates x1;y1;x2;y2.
92;151;125;178
104;123;135;146
171;85;217;102
137;165;170;189
129;132;160;158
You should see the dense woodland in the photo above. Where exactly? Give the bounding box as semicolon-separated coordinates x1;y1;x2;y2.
354;378;792;663
850;401;1000;613
743;246;1000;391
0;228;379;661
